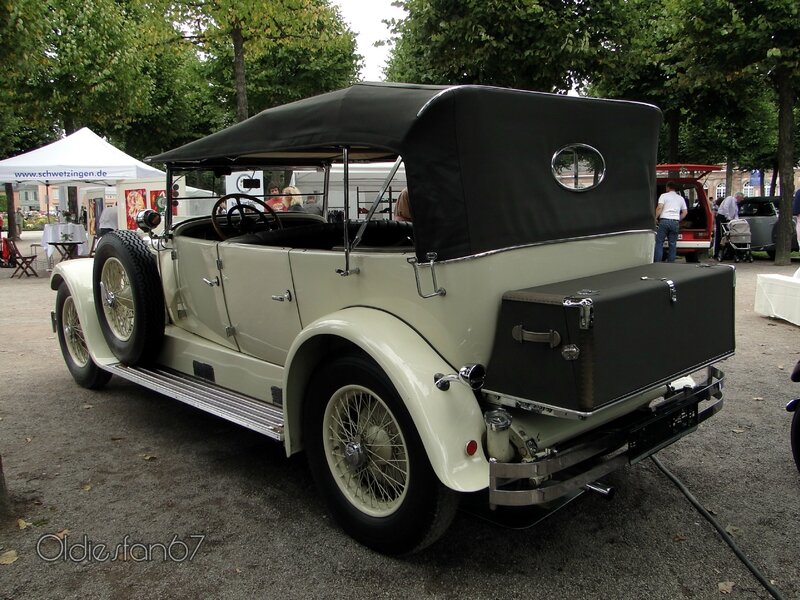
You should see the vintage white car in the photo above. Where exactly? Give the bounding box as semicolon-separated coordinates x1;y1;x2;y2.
51;83;735;555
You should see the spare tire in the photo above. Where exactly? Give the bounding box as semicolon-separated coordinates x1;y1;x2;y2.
93;231;164;365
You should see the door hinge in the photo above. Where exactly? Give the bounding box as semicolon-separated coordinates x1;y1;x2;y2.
225;325;236;337
216;258;223;270
171;249;178;260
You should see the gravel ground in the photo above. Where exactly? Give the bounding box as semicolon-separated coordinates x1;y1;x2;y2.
1;231;799;599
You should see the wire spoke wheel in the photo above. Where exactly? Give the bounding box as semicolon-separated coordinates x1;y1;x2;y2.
305;354;458;554
92;230;164;366
62;295;90;368
56;283;111;390
324;385;409;517
100;257;134;341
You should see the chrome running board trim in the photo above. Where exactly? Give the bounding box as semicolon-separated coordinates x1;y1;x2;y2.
103;363;284;441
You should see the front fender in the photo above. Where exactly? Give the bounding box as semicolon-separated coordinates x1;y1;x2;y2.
284;307;489;493
50;259;115;365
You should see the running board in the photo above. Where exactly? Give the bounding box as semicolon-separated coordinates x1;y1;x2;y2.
103;363;285;442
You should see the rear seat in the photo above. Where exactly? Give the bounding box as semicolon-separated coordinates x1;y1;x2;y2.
228;220;413;249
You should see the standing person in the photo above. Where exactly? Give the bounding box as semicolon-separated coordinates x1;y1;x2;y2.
715;192;743;260
97;203;119;236
654;182;687;263
282;186;302;212
265;183;287;212
303;194;323;216
15;207;23;238
393;188;412;222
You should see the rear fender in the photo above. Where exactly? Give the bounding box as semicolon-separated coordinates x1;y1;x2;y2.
50;259;115;365
284;307;489;492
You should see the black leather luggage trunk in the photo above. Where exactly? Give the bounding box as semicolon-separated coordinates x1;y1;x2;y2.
484;263;735;413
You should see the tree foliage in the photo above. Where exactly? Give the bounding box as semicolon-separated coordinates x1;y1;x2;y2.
668;0;800;263
178;0;359;121
0;0;359;161
385;0;614;92
40;0;150;135
0;0;56;156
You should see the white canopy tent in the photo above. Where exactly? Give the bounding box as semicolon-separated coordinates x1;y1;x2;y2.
0;127;164;218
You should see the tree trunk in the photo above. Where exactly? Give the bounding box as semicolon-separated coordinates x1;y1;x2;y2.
725;160;733;196
769;162;778;196
67;186;79;220
774;71;795;266
4;183;18;240
758;168;765;196
666;110;680;162
231;24;249;122
63;114;76;136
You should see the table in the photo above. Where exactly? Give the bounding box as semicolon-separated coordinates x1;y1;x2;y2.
41;223;88;258
48;241;83;262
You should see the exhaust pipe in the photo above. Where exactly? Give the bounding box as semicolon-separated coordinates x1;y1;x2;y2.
584;480;615;499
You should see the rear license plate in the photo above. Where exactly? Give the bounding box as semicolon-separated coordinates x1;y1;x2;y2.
628;401;698;464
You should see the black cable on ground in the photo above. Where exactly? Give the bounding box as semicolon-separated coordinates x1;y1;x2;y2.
650;455;786;600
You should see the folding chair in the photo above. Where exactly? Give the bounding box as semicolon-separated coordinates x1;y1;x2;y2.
7;239;38;278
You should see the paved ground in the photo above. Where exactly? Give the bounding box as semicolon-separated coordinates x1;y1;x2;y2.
1;231;799;599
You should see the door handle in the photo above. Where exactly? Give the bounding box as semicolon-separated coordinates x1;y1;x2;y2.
202;276;220;287
271;290;292;302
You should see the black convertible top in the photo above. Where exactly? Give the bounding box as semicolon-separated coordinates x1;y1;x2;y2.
152;82;662;261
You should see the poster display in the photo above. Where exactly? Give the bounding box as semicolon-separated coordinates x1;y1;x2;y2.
125;188;146;230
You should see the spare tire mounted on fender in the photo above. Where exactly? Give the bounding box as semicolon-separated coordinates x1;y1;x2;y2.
93;230;164;365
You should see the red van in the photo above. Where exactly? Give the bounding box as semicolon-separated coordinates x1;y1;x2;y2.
656;164;721;262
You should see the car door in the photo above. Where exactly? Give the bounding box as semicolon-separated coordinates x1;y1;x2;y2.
172;236;238;350
217;242;302;365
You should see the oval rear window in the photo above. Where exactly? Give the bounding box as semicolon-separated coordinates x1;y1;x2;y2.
551;144;606;191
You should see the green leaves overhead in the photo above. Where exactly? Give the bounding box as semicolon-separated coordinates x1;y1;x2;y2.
0;0;359;158
386;0;609;92
176;0;359;120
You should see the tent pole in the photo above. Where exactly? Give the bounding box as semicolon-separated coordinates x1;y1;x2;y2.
46;182;51;224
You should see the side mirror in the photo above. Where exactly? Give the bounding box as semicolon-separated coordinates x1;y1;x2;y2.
136;209;162;233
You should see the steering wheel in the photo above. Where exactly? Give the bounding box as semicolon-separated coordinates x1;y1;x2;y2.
211;193;283;240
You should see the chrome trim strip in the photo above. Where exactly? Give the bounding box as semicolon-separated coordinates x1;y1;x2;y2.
484;365;726;421
434;230;655;265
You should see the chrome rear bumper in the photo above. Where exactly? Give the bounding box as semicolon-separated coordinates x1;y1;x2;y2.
488;366;724;507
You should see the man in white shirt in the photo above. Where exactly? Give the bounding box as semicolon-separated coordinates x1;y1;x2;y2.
654;182;688;262
714;192;743;260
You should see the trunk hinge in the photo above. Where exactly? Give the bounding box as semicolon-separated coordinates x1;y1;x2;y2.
563;297;594;329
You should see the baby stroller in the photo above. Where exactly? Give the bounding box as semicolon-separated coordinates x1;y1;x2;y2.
719;218;753;262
